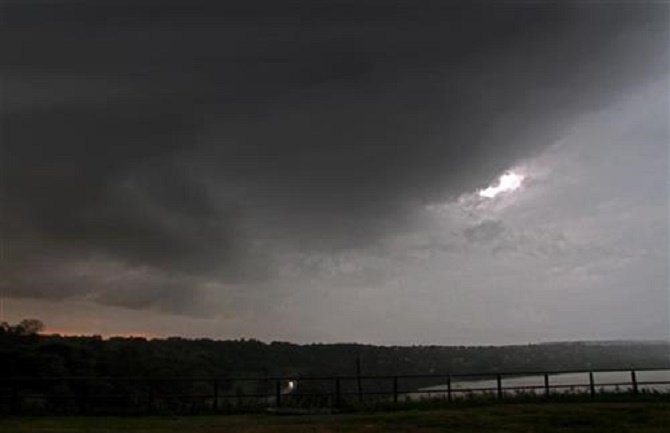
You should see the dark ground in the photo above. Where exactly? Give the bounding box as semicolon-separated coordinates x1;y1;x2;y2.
1;401;669;432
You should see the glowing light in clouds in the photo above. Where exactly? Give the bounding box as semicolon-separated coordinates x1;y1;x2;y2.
479;172;525;198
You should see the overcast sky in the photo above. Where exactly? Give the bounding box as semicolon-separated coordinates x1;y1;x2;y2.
1;0;668;345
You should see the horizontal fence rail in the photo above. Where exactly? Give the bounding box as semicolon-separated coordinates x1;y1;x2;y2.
1;367;668;415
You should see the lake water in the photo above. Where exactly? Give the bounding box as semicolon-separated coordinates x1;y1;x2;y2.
413;370;670;399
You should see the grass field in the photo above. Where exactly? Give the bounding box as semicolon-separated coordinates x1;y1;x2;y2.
1;401;669;432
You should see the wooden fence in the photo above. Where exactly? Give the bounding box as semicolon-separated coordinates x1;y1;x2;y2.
1;367;668;415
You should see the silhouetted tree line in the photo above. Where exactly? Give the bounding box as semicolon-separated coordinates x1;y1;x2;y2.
1;319;668;409
2;319;669;379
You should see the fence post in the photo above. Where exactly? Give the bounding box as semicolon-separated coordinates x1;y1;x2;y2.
630;370;638;395
275;380;282;407
10;380;19;415
496;374;502;399
148;380;155;413
446;375;452;402
335;377;341;408
544;373;550;397
393;376;398;404
356;357;363;403
589;371;595;399
78;379;88;415
212;380;219;411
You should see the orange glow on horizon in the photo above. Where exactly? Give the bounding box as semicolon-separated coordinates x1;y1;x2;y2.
44;327;157;339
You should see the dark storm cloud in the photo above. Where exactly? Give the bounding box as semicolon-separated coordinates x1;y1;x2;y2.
1;1;667;310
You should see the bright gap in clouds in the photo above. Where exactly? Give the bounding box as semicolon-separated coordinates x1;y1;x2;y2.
479;172;525;198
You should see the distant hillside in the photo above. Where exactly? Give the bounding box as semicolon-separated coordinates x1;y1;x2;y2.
2;320;668;381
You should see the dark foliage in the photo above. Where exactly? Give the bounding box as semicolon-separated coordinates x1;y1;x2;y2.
1;319;668;380
1;319;668;414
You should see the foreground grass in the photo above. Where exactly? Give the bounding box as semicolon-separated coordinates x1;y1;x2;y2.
1;401;669;433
